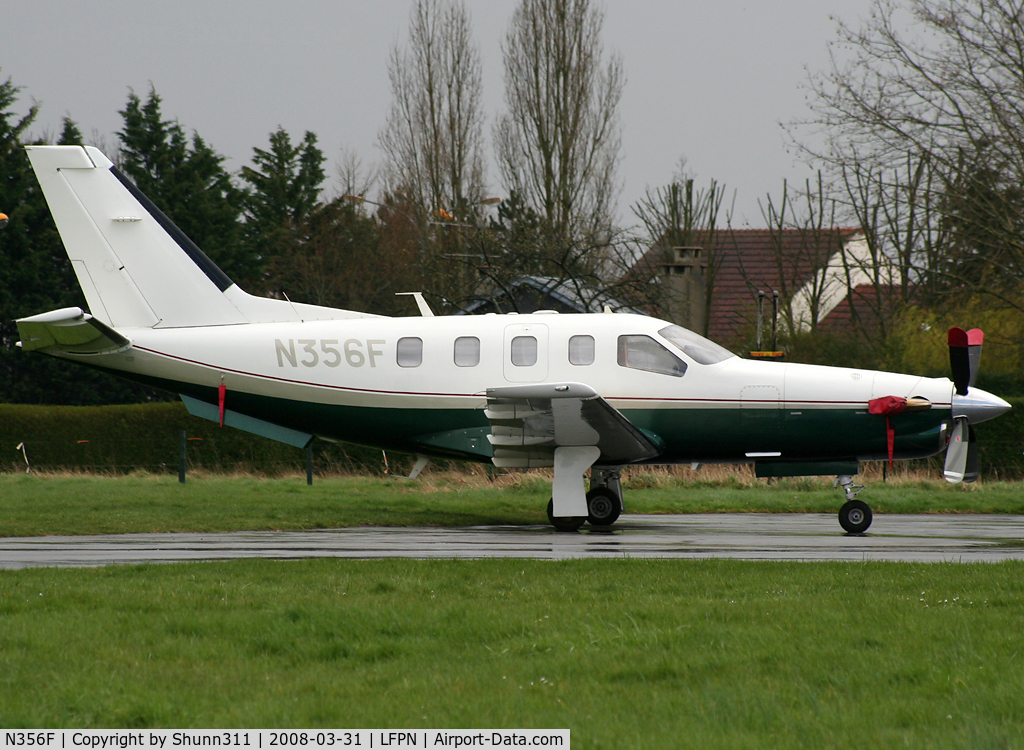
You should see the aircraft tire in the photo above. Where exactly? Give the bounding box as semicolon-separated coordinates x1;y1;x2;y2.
839;499;872;534
586;488;621;526
546;499;586;532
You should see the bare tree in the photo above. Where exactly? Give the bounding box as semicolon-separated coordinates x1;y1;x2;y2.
796;0;1024;309
378;0;487;217
333;146;377;202
631;168;730;335
494;0;624;241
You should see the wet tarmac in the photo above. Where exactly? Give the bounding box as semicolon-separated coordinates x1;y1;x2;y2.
2;514;1024;569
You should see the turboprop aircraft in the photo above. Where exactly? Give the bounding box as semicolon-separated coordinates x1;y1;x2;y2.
15;146;1013;533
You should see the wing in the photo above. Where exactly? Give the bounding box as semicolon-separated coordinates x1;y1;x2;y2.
16;307;131;355
485;382;662;468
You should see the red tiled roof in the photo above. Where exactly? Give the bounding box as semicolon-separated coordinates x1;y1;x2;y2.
633;227;861;346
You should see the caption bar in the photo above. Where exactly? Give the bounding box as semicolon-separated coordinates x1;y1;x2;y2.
1;731;569;750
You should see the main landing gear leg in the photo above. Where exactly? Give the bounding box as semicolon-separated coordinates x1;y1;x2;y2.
547;446;600;532
586;466;624;526
834;474;872;534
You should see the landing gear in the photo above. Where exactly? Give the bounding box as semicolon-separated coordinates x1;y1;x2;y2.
546;499;586;532
587;466;624;526
546;465;624;531
586;488;621;526
839;499;872;534
834;475;872;533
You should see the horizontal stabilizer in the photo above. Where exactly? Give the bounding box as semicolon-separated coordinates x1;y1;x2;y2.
16;307;131;355
180;395;313;449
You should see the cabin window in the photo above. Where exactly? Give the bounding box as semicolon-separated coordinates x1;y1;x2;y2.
454;336;480;367
511;335;538;367
568;335;595;365
617;335;687;377
658;325;734;364
397;337;423;367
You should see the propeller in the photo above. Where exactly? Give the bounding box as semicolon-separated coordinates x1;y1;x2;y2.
944;327;1007;483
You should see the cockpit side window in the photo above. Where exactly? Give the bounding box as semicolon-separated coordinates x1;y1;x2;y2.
658;325;734;364
617;335;687;377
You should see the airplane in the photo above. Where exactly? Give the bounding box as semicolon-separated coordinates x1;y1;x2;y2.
15;145;1013;533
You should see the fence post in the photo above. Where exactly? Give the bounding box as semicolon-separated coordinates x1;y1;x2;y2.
306;441;314;486
179;430;187;484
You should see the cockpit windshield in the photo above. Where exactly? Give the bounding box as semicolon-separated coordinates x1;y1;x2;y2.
658;325;735;365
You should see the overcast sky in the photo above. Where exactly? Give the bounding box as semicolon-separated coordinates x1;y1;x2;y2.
2;0;874;228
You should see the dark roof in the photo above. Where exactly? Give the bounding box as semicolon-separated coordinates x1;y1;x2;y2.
460;275;644;316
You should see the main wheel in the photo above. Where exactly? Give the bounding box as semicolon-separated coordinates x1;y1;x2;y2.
546;499;586;532
839;499;873;534
586;487;621;526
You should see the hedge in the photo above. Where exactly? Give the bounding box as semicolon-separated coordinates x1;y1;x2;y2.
1;399;1022;478
0;402;387;475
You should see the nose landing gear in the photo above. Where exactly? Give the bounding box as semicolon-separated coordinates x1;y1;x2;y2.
835;475;872;534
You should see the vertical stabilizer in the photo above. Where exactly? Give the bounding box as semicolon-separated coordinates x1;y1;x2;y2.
26;145;248;328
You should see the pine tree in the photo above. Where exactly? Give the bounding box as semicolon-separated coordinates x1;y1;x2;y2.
0;74;162;403
118;87;253;286
239;127;325;296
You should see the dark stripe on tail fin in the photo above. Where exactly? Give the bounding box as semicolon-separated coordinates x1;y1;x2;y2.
110;166;235;292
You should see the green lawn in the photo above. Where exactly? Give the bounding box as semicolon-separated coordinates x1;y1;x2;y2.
2;471;1024;537
0;558;1022;748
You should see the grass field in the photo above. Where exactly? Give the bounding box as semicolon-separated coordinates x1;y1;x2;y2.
1;558;1023;747
3;467;1024;537
2;471;1024;746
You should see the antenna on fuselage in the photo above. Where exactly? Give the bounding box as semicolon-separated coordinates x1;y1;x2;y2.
750;289;784;360
397;292;435;317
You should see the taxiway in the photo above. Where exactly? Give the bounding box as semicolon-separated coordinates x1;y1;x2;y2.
2;514;1023;569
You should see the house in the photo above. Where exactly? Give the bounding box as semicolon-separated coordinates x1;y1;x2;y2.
633;228;900;349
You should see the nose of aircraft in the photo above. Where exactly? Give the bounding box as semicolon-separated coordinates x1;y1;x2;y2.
952;387;1012;424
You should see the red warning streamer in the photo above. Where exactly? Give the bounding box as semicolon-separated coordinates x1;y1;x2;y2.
218;377;226;428
868;396;908;469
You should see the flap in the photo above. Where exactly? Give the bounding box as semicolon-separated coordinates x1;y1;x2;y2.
485;382;662;468
16;307;131;355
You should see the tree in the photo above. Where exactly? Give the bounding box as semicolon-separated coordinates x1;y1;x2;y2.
631;164;729;334
377;0;488;307
798;0;1024;310
118;87;252;286
239;127;326;296
494;0;624;241
0;74;164;403
379;0;487;217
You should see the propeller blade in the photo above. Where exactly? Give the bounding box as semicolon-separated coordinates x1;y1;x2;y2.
967;328;984;389
963;426;980;483
943;416;969;483
948;327;970;396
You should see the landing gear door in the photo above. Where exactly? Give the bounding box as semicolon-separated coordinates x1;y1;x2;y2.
503;323;549;383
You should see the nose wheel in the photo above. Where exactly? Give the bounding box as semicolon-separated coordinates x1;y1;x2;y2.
834;475;872;533
838;499;872;534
